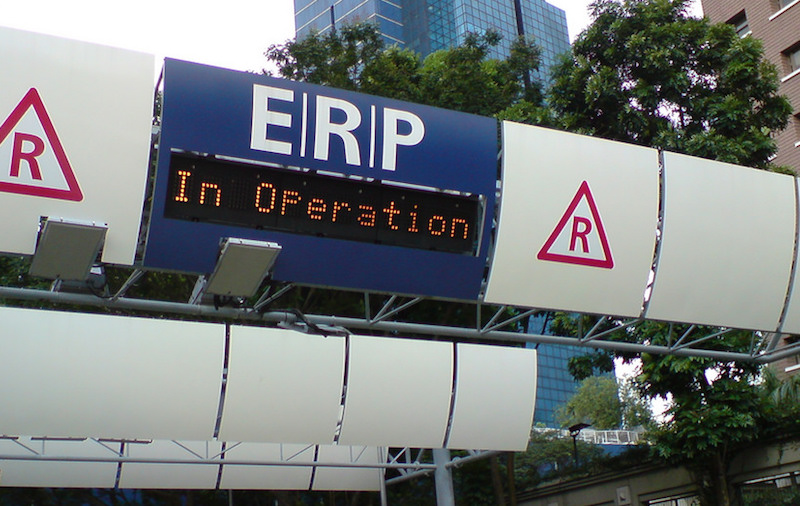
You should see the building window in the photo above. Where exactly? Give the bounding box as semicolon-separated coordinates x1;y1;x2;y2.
647;494;700;506
728;11;750;38
739;472;800;504
769;0;800;21
770;0;799;19
794;113;800;145
782;45;800;81
788;46;800;73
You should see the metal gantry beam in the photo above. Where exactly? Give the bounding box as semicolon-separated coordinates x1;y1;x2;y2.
0;440;435;471
0;437;491;496
0;452;436;470
0;283;796;363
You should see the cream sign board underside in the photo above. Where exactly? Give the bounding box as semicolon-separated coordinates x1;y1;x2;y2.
0;27;152;264
485;122;659;318
645;152;796;331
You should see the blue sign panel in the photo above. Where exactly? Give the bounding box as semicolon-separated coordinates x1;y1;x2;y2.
144;59;497;300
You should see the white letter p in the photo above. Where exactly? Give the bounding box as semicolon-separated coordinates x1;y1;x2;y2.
382;108;425;171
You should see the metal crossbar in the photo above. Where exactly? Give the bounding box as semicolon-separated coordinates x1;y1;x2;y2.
0;285;796;363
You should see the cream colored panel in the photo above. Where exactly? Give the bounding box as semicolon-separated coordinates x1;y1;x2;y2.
0;26;153;264
312;446;383;491
775;180;800;333
486;122;659;317
646;153;796;330
0;306;224;440
219;327;345;444
118;440;223;489
338;336;453;447
447;345;536;451
0;437;117;487
219;443;314;490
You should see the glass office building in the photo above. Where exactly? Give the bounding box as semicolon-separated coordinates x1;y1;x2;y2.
294;0;570;83
295;0;406;46
528;313;585;428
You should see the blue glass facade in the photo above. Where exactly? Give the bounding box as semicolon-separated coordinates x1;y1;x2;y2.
528;314;585;428
517;0;570;83
294;0;569;82
294;0;406;46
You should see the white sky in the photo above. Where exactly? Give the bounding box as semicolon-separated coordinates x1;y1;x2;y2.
2;0;703;80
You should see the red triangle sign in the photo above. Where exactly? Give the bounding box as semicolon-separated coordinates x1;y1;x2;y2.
537;181;614;269
0;88;83;201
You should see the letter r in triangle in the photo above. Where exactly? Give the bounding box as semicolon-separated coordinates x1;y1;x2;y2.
0;88;83;201
537;181;613;269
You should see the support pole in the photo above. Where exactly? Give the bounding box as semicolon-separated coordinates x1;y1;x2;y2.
380;473;389;506
433;448;455;506
572;434;578;468
379;448;389;506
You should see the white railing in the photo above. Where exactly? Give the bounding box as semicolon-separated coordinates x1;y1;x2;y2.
533;427;642;445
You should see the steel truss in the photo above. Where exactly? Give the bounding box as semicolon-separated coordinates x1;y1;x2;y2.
1;271;797;503
385;447;500;486
0;438;497;504
0;438;425;470
0;274;797;363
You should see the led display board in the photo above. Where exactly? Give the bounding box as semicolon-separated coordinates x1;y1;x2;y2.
164;153;482;255
145;59;497;300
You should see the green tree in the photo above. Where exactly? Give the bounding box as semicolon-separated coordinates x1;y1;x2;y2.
266;23;384;91
548;0;792;170
619;376;653;430
634;326;762;505
514;428;606;489
565;325;776;505
415;31;543;116
555;374;652;430
556;375;623;430
754;366;800;442
266;22;545;118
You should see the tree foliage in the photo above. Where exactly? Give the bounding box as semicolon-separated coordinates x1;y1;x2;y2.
515;428;610;489
562;320;800;505
556;375;622;429
564;322;800;505
556;374;653;431
634;327;761;502
618;376;653;430
266;23;385;92
266;22;545;117
548;0;792;170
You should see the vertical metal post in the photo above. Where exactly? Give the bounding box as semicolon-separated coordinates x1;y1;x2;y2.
568;423;590;468
379;448;389;506
512;0;525;36
571;434;578;467
433;448;456;506
380;473;389;506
